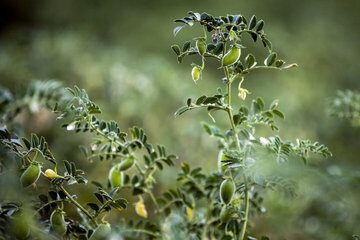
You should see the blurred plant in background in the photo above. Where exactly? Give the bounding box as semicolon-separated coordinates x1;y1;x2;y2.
328;90;360;127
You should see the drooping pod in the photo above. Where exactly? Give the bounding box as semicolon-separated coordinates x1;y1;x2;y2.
20;163;41;187
196;40;206;55
50;210;67;236
221;46;241;67
108;165;124;188
220;178;235;204
89;223;111;240
11;211;31;239
118;155;135;171
191;66;202;82
220;206;233;223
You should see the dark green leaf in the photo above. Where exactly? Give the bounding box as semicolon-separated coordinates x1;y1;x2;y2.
182;41;191;52
87;203;99;211
171;44;181;55
264;52;277;66
245;54;256;68
248;15;257;29
255;20;264;31
273;109;285;119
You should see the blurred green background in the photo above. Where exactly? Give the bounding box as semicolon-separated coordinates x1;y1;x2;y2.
0;0;359;239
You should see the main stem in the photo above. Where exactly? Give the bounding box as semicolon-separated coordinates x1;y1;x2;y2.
224;67;249;240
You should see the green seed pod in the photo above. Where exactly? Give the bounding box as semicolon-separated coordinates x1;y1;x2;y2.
220;206;233;223
118;156;135;171
11;212;31;239
222;46;241;67
108;165;124;188
20;163;41;187
220;178;235;204
89;223;111;240
50;210;67;236
191;66;202;82
196;40;206;55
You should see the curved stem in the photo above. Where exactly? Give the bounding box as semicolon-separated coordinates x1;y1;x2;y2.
239;177;249;240
59;185;98;227
202;196;213;240
35;199;64;215
145;186;164;237
158;198;182;213
146;188;159;210
122;228;162;238
224;67;241;150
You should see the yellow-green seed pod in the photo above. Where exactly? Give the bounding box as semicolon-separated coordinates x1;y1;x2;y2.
191;66;202;82
221;46;241;67
220;178;235;204
89;223;111;240
20;163;41;187
108;165;124;188
196;40;206;55
135;199;148;218
220;206;233;223
45;169;57;179
50;210;67;236
118;156;135;171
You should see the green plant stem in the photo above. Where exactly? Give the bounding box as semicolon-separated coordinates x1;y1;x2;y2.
202;197;213;240
239;176;249;240
158;198;182;213
224;66;249;240
224;67;241;150
146;188;159;210
35;199;64;214
145;187;165;236
122;228;162;238
59;185;98;227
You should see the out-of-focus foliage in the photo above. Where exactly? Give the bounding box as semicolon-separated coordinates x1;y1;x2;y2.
0;84;180;239
328;90;360;126
0;0;360;239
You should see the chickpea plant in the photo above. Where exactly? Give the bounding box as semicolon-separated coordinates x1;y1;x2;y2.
0;82;178;239
171;11;332;240
0;11;333;240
